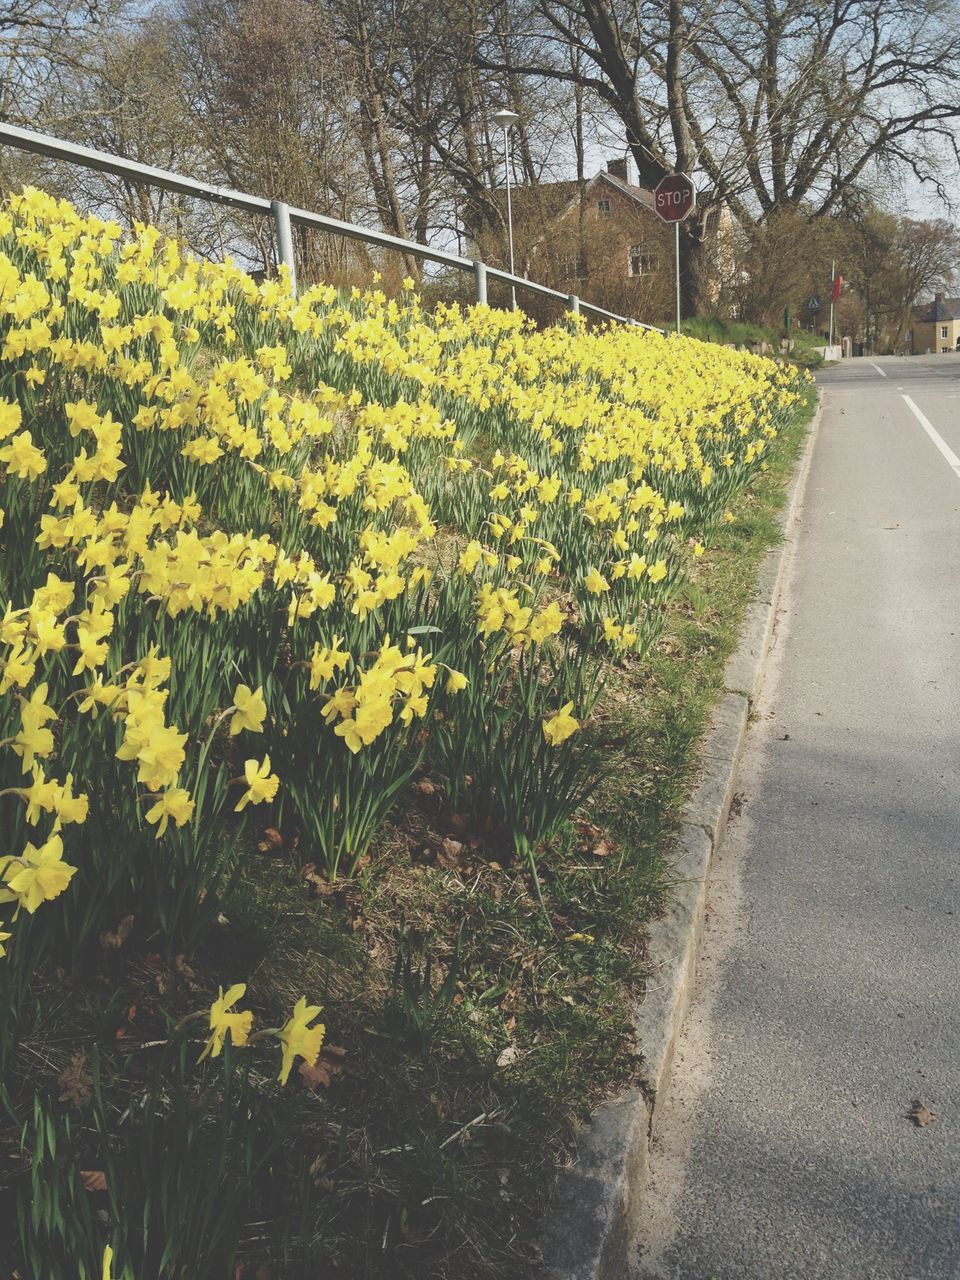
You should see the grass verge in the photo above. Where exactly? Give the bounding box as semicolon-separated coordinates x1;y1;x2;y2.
680;317;825;368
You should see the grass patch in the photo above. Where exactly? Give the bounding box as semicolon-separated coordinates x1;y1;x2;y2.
681;316;825;368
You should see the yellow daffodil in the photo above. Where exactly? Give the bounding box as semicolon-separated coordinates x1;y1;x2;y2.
2;834;77;913
584;568;610;595
0;429;46;479
234;756;280;811
277;996;325;1085
19;767;60;824
130;721;188;792
0;187;805;954
199;983;254;1060
145;787;195;837
229;683;267;735
52;774;88;828
542;702;580;746
309;638;350;689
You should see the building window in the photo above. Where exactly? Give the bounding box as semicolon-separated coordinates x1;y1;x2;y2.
941;325;949;338
942;346;949;353
628;244;659;277
597;198;611;216
560;253;588;280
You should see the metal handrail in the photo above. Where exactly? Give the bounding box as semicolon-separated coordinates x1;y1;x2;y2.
0;122;662;331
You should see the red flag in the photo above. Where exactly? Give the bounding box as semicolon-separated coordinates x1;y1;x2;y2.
832;275;843;303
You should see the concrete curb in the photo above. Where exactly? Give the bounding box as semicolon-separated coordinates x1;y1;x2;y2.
540;391;824;1280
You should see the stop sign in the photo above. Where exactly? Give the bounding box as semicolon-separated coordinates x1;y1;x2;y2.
654;173;696;223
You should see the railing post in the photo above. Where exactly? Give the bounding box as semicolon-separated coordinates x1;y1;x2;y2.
271;199;297;297
568;294;580;316
473;260;487;306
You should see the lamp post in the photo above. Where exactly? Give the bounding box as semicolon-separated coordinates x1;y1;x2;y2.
492;107;520;309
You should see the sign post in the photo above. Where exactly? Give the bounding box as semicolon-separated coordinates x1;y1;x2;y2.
675;223;680;337
828;262;843;353
653;172;696;335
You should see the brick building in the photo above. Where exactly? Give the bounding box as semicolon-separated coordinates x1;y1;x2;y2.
482;159;675;322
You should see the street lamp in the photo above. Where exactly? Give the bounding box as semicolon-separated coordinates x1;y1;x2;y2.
492;107;520;310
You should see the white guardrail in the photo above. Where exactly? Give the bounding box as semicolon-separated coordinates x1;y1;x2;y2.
0;122;662;332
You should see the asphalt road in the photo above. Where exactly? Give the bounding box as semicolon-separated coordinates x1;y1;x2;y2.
634;355;960;1280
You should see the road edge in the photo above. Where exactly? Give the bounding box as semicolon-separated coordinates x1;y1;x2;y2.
539;389;825;1280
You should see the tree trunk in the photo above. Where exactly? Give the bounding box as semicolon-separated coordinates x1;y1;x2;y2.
351;6;418;278
573;62;587;283
679;215;714;318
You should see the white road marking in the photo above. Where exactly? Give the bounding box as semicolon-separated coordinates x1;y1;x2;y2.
901;394;960;480
871;363;887;377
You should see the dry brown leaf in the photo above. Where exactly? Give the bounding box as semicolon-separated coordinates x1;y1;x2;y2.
909;1100;937;1127
591;837;618;858
496;1044;519;1068
173;954;197;986
436;836;471;871
412;778;437;795
301;863;327;894
80;1170;107;1192
257;827;285;853
99;914;135;950
299;1062;332;1090
299;1045;347;1091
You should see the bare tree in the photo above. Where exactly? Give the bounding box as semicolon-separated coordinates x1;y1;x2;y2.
328;0;579;268
0;0;128;125
0;0;136;194
40;17;198;228
174;0;369;277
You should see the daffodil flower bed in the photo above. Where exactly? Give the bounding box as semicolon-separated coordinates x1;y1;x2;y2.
0;187;812;1277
